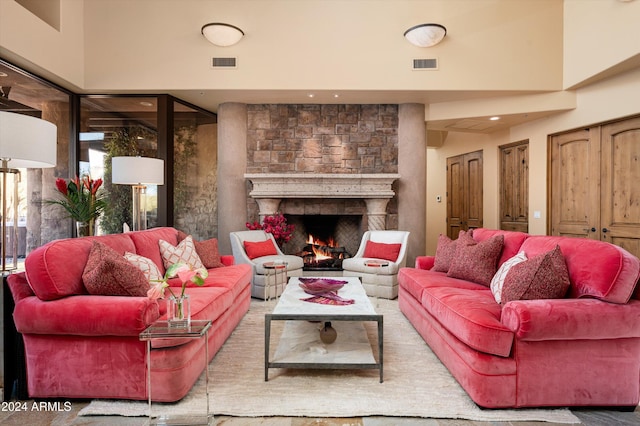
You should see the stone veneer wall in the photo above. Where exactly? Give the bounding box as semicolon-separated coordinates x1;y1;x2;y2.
245;104;399;227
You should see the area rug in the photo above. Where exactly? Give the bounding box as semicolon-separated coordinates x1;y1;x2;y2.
79;299;580;423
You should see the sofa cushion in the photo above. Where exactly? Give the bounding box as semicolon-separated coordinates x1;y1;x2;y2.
159;235;205;273
178;231;225;269
501;245;570;303
24;233;136;301
83;241;149;297
421;286;514;357
473;228;529;267
399;268;491;303
363;240;402;262
490;251;528;304
433;230;472;272
520;236;640;304
448;235;504;287
244;239;278;259
125;252;164;282
128;227;179;274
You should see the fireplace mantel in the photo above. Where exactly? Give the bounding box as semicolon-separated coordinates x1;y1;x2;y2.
244;173;400;199
245;173;400;231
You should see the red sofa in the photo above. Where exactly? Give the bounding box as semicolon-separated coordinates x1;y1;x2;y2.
398;228;640;408
7;227;252;402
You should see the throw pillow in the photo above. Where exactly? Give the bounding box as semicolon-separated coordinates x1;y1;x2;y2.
501;245;571;303
490;250;528;304
447;234;504;287
124;252;164;282
158;235;205;275
363;240;402;262
82;241;149;297
243;239;278;259
177;231;225;269
433;230;473;272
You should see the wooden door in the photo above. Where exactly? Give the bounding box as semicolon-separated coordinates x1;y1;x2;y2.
500;141;529;232
447;150;483;239
600;116;640;257
550;128;601;239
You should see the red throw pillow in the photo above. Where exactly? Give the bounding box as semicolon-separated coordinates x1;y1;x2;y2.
244;239;278;259
447;234;504;287
501;245;571;304
433;230;473;272
177;231;225;269
363;240;402;262
82;241;149;297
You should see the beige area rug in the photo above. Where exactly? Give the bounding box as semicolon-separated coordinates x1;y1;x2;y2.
79;299;580;423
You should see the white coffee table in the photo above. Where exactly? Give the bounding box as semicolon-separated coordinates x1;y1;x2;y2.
264;276;383;382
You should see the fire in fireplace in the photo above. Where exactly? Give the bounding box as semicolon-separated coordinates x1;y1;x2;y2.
298;234;350;271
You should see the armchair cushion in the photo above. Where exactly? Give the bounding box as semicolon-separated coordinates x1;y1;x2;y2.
82;241;149;297
244;239;278;259
363;240;402;262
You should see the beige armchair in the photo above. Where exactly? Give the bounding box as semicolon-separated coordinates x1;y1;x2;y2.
230;230;304;299
342;230;410;299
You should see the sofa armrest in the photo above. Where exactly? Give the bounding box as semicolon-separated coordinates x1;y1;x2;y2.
415;256;435;270
13;295;160;336
501;298;640;341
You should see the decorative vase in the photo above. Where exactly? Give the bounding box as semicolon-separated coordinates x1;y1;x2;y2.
319;321;337;344
76;221;92;237
168;294;191;328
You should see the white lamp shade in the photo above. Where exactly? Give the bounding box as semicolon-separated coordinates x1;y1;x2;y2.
0;111;57;168
201;23;244;47
112;156;164;185
404;23;447;47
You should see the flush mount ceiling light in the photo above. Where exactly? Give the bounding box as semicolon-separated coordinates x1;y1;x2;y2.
404;23;447;47
201;23;244;47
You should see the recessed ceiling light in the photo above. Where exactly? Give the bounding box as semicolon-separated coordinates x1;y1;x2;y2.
489;116;500;121
333;94;339;98
0;72;8;77
140;101;153;107
307;93;315;98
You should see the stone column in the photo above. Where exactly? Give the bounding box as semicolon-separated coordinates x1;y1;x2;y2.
398;104;426;266
364;198;390;231
255;198;282;222
217;103;247;255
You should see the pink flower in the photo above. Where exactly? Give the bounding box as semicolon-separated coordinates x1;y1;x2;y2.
147;281;168;300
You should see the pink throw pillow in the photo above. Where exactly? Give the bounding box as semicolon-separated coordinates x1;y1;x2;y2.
82;241;149;297
159;235;205;273
244;239;278;259
433;230;473;272
447;234;504;287
501;245;571;303
363;240;402;262
177;231;225;268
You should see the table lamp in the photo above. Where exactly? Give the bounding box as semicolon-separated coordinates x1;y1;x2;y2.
0;111;57;272
111;156;164;231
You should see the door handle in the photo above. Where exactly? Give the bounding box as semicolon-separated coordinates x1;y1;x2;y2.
602;228;609;233
583;228;596;233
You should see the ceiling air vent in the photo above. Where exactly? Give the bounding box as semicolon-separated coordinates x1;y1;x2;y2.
412;58;438;70
211;57;237;68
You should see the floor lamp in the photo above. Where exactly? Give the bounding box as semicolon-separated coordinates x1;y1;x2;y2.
112;156;165;231
0;112;57;273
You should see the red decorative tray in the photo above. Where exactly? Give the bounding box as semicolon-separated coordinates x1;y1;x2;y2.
298;278;348;295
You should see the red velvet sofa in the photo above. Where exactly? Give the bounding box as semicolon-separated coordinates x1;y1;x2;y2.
398;228;640;408
7;227;252;402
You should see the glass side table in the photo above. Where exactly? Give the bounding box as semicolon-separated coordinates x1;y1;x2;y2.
262;260;288;301
139;320;213;425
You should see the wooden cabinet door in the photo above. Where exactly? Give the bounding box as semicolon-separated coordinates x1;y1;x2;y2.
447;150;483;239
600;116;640;257
500;141;529;232
550;128;601;239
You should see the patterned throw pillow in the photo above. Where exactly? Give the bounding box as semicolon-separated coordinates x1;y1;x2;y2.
124;252;164;282
177;231;225;269
501;245;571;303
490;250;528;303
243;239;278;259
433;230;473;272
447;234;504;287
82;241;149;297
158;235;205;275
363;240;402;262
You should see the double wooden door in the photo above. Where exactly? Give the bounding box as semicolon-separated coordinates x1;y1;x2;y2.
447;150;483;239
550;116;640;258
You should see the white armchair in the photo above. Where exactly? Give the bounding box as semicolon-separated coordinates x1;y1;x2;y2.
230;230;304;300
342;230;410;299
